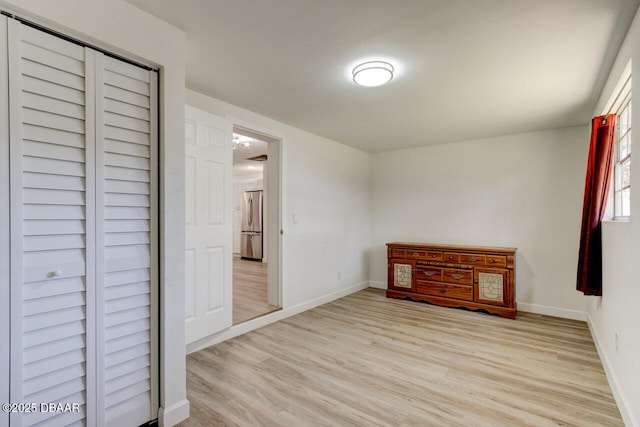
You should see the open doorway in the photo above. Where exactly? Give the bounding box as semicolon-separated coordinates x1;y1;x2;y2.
232;126;281;324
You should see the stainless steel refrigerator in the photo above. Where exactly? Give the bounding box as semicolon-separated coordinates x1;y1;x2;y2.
241;190;263;260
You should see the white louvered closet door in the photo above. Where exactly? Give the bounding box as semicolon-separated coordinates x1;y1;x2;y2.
6;18;158;427
95;54;158;427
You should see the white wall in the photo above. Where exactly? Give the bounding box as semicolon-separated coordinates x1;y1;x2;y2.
589;6;640;426
185;89;371;350
0;1;189;425
370;126;590;318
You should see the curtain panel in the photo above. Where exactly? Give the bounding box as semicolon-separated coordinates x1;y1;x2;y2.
576;114;616;296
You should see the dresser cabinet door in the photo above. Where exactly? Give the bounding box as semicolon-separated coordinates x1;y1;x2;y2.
474;268;509;306
388;259;415;291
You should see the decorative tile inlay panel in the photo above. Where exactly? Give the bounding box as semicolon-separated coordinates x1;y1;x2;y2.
479;272;503;301
394;263;412;288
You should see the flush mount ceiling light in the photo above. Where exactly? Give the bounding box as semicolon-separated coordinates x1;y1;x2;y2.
232;136;251;150
352;61;394;87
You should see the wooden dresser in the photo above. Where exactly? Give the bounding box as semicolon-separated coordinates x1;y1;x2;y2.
386;243;516;319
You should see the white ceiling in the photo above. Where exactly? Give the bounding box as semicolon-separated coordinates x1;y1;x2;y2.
232;132;268;178
127;0;639;153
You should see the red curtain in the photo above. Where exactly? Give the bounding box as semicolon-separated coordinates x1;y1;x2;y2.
577;114;616;296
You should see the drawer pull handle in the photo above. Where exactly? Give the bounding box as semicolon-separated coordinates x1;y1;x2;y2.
451;274;464;280
491;259;500;263
413;252;419;257
469;256;477;261
438;288;447;293
431;254;437;258
424;271;436;277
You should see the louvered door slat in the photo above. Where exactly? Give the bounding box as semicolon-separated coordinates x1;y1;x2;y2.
104;58;150;83
22;58;86;90
21;42;84;75
23;108;85;133
23;219;85;236
22;74;85;105
23;172;85;191
105;193;150;207
105;282;150;300
24;188;86;205
23;320;85;349
104;98;150;121
23;306;85;332
23;204;85;219
105;165;150;182
104;71;150;96
104;85;149;109
104;127;150;146
23;91;86;119
23;277;85;299
23;125;85;148
20;24;85;61
23;155;85;176
24;348;85;380
105;139;151;157
105;111;150;133
23;335;85;365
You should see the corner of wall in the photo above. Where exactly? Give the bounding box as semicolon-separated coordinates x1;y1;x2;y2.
586;312;638;427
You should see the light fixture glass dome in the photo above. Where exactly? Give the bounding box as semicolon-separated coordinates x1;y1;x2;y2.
352;61;394;87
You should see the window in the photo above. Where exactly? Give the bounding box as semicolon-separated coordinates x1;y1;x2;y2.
605;64;632;220
614;97;631;218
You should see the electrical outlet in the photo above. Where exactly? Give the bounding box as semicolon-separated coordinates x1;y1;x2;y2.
337;272;341;280
615;332;619;351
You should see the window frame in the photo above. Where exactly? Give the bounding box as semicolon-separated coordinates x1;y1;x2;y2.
603;63;632;221
613;96;631;219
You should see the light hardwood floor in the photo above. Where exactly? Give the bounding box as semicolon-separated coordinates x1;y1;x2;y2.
233;256;279;325
180;288;622;426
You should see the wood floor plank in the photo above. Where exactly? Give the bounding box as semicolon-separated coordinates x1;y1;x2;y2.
180;288;622;427
233;256;279;325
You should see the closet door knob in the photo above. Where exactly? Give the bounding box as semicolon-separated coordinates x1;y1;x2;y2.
48;270;62;278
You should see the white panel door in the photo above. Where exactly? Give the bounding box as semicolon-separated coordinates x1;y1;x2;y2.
185;105;233;344
6;18;158;427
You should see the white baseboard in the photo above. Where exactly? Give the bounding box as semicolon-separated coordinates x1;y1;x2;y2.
516;301;587;321
186;281;370;354
369;280;386;289
587;313;637;427
158;398;190;427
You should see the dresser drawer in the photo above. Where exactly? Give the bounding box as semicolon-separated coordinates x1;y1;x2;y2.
407;250;442;260
424;251;443;261
443;268;472;285
416;281;473;301
390;248;405;258
443;252;460;263
487;255;507;267
406;249;428;259
460;253;486;266
416;266;442;281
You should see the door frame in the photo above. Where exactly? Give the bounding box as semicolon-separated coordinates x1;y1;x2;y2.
232;123;283;310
